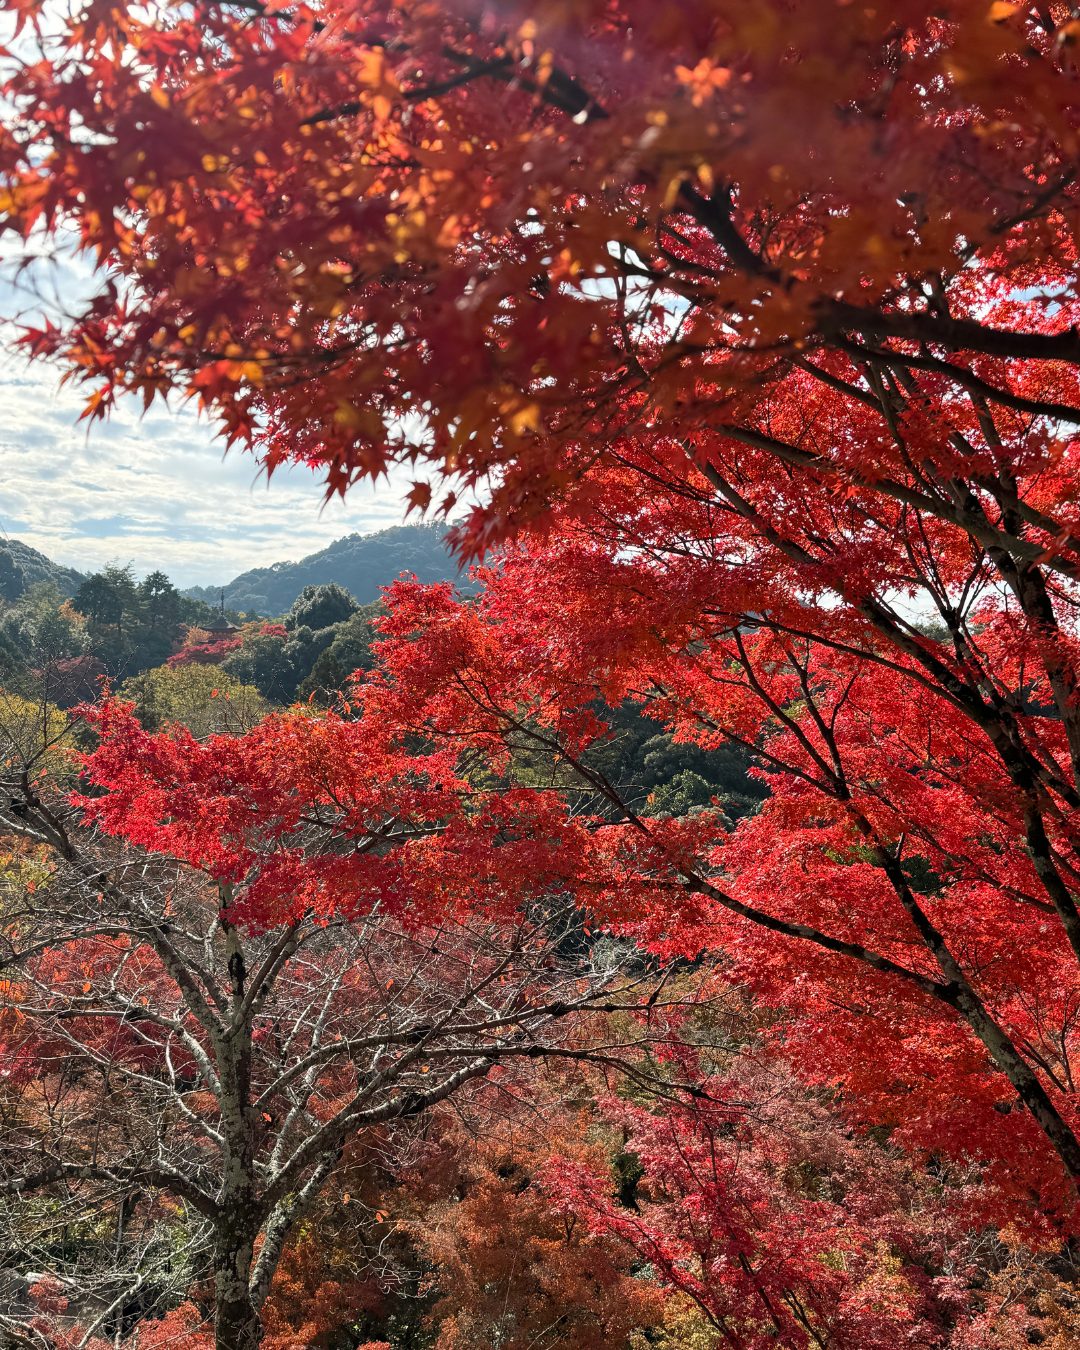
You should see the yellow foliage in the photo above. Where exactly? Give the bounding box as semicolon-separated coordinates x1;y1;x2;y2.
119;664;268;739
0;689;71;779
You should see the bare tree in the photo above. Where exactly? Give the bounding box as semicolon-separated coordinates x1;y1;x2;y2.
0;714;703;1350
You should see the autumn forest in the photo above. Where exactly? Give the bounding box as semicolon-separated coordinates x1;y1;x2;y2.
3;1;1080;1347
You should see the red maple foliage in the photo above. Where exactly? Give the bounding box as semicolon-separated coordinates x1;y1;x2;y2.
364;569;1080;1226
167;623;286;668
547;1074;972;1350
6;0;1080;1332
72;693;600;930
3;1;1078;543
542;1042;1080;1350
1;684;709;1349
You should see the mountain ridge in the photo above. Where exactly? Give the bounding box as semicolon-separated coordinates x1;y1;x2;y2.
182;522;465;614
0;524;465;615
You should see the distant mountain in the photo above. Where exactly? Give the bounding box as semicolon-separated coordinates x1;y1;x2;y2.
184;523;466;615
0;538;85;602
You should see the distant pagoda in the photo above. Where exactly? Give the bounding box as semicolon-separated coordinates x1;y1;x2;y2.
201;589;239;638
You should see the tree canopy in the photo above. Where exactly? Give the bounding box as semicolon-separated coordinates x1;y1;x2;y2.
2;0;1078;543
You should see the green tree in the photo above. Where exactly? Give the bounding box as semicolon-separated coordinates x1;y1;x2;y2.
0;584;89;685
73;568;130;628
139;570;181;630
0;552;23;603
221;629;296;703
72;565;142;674
71;567;189;677
284;582;359;634
296;605;380;703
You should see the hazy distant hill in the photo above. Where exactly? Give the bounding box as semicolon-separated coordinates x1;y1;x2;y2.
0;538;85;602
184;523;465;615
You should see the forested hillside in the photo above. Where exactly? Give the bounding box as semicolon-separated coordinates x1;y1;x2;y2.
0;538;84;602
0;523;463;698
184;523;461;612
0;543;465;710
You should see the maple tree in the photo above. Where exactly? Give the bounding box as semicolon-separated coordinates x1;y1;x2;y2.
540;1044;1080;1350
0;0;1077;533
405;1083;669;1349
393;1030;1080;1350
366;568;1080;1221
2;682;1079;1347
550;1059;973;1350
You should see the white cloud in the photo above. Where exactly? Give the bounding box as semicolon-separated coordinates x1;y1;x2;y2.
0;353;430;587
0;233;466;588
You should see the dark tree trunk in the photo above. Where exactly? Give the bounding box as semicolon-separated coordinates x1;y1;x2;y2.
215;916;264;1350
214;1215;261;1350
214;1239;261;1350
215;1296;262;1350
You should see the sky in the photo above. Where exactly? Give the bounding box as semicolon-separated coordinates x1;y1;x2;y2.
0;354;422;588
0;244;425;589
0;5;429;591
